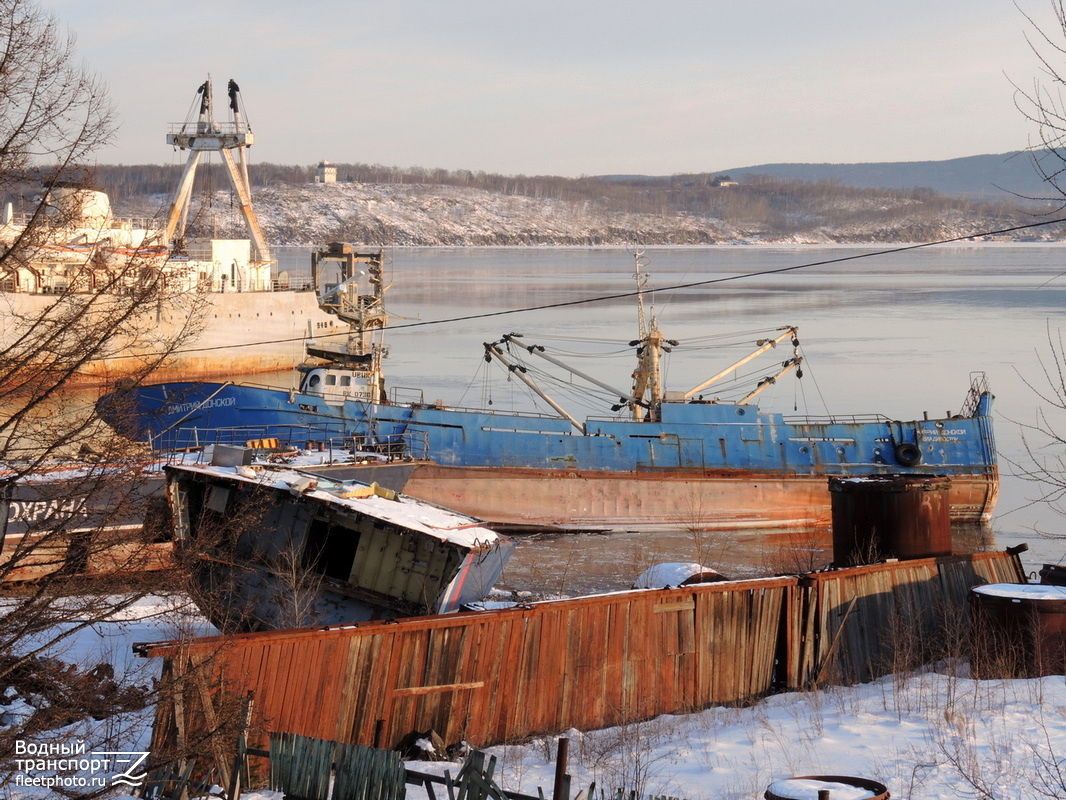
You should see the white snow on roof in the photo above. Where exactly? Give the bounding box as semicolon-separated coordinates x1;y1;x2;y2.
173;463;502;548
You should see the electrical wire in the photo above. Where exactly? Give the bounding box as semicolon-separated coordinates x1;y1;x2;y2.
96;216;1066;361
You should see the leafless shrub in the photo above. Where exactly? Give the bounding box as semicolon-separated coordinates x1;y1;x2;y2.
0;1;229;793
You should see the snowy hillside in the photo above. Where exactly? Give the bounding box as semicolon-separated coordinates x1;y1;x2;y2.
120;179;1050;247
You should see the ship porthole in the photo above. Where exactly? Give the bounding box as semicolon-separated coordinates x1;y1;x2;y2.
894;442;922;467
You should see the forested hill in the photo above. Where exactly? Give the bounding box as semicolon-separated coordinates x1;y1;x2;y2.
80;157;1066;246
717;151;1051;201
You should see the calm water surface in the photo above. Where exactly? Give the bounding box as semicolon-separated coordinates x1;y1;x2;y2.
275;244;1066;591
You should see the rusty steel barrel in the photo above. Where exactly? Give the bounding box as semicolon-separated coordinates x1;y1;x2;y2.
1039;563;1066;586
828;475;951;567
765;775;890;800
969;583;1066;678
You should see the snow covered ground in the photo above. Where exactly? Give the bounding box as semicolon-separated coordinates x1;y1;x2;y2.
6;594;1066;800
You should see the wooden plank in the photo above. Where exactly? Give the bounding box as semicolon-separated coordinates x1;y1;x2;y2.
450;621;486;743
345;635;386;744
258;640;285;733
654;600;696;613
582;601;609;726
420;627;464;739
603;601;628;721
506;611;540;740
305;639;334;736
694;590;715;704
495;614;529;741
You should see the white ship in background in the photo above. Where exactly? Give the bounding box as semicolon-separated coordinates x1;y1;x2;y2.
0;77;339;386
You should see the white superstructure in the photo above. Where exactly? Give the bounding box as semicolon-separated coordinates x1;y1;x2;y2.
0;77;338;385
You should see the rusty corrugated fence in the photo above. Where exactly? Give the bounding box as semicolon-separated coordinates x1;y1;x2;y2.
144;550;1023;753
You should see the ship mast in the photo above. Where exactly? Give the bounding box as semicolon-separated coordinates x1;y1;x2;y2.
629;251;670;422
308;243;389;403
164;77;271;264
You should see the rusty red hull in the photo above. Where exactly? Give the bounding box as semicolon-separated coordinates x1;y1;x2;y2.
402;464;999;532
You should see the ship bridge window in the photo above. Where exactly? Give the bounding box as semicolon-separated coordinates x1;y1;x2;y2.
326;374;337;386
340;376;351;387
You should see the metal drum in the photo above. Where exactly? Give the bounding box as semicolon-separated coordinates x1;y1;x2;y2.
970;583;1066;678
765;775;890;800
829;475;951;567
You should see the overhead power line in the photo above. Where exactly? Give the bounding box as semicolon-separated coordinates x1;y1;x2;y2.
105;216;1066;360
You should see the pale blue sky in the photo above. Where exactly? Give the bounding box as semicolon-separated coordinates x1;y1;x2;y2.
43;0;1056;176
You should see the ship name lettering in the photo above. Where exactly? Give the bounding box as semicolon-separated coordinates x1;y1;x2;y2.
165;397;236;414
7;498;86;523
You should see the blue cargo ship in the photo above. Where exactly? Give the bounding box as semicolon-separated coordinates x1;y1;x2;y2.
99;244;998;532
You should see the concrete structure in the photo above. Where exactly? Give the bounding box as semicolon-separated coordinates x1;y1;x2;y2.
317;162;337;184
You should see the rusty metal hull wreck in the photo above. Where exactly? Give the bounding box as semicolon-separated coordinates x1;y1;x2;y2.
402;463;998;532
165;459;515;631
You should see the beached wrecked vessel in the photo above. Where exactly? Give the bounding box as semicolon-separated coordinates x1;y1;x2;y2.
0;78;338;386
0;432;424;584
100;244;1000;533
165;448;514;632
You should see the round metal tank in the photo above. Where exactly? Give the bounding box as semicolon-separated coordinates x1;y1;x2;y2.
1038;563;1066;586
828;475;951;567
969;583;1066;678
765;775;889;800
632;562;728;589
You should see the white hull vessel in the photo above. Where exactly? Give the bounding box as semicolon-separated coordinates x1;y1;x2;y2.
0;288;341;385
0;77;332;386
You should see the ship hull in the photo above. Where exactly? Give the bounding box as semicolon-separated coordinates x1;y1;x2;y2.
401;464;998;532
0;289;343;386
98;380;1000;532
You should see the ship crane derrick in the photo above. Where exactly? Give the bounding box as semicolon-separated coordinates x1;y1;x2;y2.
164;77;271;265
482;253;805;429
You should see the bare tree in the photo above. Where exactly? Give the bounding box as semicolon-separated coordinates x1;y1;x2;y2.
1012;0;1066;208
1005;3;1066;537
1005;325;1066;538
0;1;214;792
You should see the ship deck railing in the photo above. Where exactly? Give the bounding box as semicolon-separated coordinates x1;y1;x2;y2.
167;120;251;136
270;276;314;291
782;413;894;426
384;394;900;428
152;425;429;463
388;386;581;421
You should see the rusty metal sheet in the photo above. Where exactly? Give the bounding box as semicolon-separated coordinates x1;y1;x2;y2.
402;464;997;532
142;551;1024;752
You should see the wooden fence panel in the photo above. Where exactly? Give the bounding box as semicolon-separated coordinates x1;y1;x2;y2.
799;552;1022;686
145;551;1023;753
